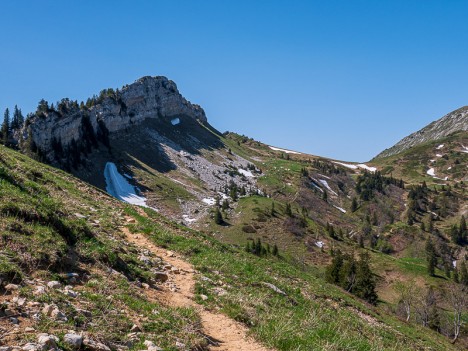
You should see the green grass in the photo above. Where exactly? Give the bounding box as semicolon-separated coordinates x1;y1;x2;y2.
123;206;458;351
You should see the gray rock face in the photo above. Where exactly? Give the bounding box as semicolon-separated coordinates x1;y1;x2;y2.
375;106;468;159
19;76;206;160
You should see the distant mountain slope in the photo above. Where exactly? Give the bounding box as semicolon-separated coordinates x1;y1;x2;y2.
375;106;468;159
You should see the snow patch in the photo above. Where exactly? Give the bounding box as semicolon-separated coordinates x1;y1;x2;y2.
461;145;468;153
333;162;376;172
333;162;358;170
238;169;254;177
171;117;180;125
436;144;444;150
182;215;197;223
104;162;150;208
436;154;443;158
269;146;301;154
202;198;216;206
333;205;347;213
315;241;324;248
318;179;337;196
427;168;436;177
357;164;377;172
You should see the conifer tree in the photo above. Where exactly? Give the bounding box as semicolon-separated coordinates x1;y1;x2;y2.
272;244;279;256
459;261;468;286
425;238;437;276
214;207;223;225
1;108;10;145
351;197;358;212
354;251;378;304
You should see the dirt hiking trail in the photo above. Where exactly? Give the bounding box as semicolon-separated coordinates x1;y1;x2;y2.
122;224;272;351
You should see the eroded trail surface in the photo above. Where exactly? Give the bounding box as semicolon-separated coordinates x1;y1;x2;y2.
122;225;271;351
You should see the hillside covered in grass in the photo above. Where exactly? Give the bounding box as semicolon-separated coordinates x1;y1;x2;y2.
0;140;464;350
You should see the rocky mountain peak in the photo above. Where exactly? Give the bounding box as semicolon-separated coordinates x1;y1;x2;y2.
18;76;206;160
375;106;468;159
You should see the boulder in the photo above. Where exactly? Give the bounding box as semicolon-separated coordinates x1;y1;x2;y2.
83;338;111;351
47;281;61;289
63;333;83;349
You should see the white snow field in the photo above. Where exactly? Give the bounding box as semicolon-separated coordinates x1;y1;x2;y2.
171;117;180;125
104;162;149;207
238;169;254;177
269;146;302;154
357;164;377;172
333;162;377;172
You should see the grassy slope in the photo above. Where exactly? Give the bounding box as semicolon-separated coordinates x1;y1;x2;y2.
0;143;460;350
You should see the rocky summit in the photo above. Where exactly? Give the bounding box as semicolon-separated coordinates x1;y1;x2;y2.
375;106;468;159
16;76;206;161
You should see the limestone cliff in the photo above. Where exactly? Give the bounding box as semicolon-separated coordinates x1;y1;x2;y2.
18;76;206;159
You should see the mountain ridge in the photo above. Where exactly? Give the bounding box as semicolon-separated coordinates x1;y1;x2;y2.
375;106;468;159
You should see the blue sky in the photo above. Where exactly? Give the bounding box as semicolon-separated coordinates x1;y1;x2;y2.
1;1;468;161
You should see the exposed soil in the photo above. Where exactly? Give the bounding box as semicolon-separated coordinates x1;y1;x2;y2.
122;223;271;351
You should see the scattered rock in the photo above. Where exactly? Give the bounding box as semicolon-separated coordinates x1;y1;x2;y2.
22;343;39;351
34;286;46;296
199;294;208;301
42;304;55;316
63;333;83;349
0;347;12;351
83;338;111;351
261;282;287;296
5;284;20;292
212;287;227;296
47;281;61;289
10;317;19;324
130;324;141;333
25;327;35;332
153;271;169;282
37;334;58;349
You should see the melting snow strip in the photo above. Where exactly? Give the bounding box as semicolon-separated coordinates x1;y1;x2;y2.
269;146;302;154
333;205;347;213
436;144;444;150
104;162;151;208
318;179;338;196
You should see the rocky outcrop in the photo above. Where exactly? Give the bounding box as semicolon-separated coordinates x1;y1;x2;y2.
18;76;206;160
375;106;468;159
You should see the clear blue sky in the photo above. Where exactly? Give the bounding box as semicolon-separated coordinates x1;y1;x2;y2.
1;1;467;161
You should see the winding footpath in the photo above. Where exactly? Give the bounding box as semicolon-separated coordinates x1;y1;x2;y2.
122;224;271;351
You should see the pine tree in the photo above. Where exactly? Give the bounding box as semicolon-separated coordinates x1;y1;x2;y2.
459;216;467;244
354;251;378;304
425;238;437;276
451;225;462;245
270;202;275;216
453;268;459;284
459;261;468;286
326;250;344;284
214;207;223;225
1;108;10;145
255;238;262;255
272;244;279;256
351;197;358;212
